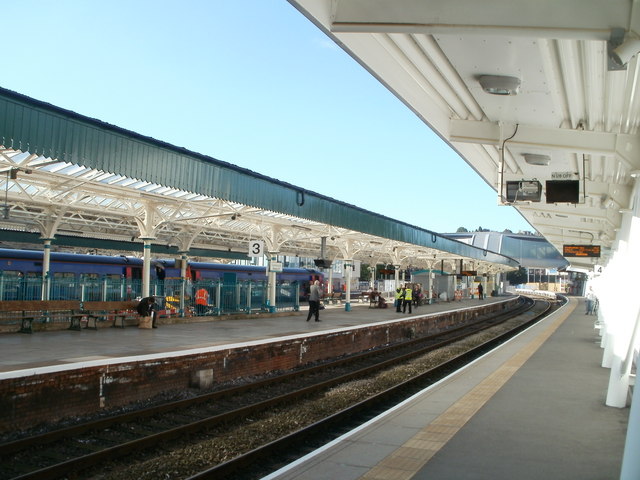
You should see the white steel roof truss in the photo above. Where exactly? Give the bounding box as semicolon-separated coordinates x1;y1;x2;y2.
0;148;513;271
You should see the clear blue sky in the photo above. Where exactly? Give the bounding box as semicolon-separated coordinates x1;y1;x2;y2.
2;0;532;234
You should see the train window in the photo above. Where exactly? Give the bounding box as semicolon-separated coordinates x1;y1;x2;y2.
80;273;100;281
53;272;75;279
0;270;22;278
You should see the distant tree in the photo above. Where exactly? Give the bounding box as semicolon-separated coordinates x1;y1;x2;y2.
503;229;513;234
506;267;528;285
360;263;371;282
456;227;468;232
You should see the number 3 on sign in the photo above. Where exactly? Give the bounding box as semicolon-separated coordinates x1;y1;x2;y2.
249;241;264;258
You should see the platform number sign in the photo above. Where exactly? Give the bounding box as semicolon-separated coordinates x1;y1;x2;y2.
249;240;264;258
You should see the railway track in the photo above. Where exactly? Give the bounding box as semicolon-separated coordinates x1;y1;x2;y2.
0;296;557;480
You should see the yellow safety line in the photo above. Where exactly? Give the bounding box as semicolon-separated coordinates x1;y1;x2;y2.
359;298;577;480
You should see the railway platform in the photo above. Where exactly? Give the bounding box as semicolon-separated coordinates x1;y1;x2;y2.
0;296;630;479
0;296;501;376
265;296;629;480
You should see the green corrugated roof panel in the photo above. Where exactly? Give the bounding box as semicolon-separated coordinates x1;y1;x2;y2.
0;231;246;259
0;87;518;268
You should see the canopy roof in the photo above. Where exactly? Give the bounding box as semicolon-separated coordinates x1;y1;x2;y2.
0;87;518;273
289;0;640;270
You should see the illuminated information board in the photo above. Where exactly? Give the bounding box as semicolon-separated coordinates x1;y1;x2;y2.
563;244;601;258
460;270;477;276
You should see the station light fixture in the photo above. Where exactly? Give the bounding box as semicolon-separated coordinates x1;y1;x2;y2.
505;180;542;202
600;195;615;209
522;153;551;166
478;75;521;95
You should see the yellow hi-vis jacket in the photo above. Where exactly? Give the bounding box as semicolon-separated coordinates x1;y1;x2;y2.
404;288;413;301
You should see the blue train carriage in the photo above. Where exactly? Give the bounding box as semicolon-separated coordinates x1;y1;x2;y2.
181;261;324;313
0;249;324;311
0;248;140;301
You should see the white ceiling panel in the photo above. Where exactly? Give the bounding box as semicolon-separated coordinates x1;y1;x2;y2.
290;0;640;269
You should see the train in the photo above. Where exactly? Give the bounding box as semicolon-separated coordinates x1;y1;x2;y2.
0;248;324;305
0;248;323;282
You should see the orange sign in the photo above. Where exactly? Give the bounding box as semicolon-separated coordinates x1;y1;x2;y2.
563;244;601;258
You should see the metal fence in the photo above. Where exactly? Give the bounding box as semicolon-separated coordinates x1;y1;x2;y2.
0;274;300;316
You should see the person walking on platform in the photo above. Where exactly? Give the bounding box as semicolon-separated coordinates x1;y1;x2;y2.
402;284;413;314
395;287;403;313
413;284;421;308
155;263;166;295
477;282;484;300
306;280;323;322
586;287;596;315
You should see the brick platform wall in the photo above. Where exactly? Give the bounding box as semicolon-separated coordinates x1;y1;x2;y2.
0;298;517;433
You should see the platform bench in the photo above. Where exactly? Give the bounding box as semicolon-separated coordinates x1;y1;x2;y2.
81;300;140;329
0;300;83;333
328;292;343;304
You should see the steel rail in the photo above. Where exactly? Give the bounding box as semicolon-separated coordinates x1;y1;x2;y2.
186;298;555;479
1;297;543;480
1;297;530;455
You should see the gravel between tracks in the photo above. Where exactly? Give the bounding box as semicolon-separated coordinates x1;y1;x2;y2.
89;319;520;480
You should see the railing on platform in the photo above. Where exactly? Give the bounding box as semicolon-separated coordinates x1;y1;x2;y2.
514;288;558;299
0;274;300;316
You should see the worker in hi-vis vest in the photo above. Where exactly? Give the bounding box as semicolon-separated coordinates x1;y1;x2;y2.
395;287;403;312
402;284;413;314
195;288;209;315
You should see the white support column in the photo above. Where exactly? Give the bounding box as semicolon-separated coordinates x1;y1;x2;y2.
606;306;640;407
141;239;152;298
268;271;276;311
136;202;159;300
344;259;353;311
246;281;252;313
600;265;619;366
428;270;434;304
215;282;222;316
267;252;278;312
328;267;334;294
41;238;53;301
602;325;615;367
235;282;242;311
179;252;188;317
620;352;640;479
603;175;640;407
37;211;63;301
394;265;401;289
